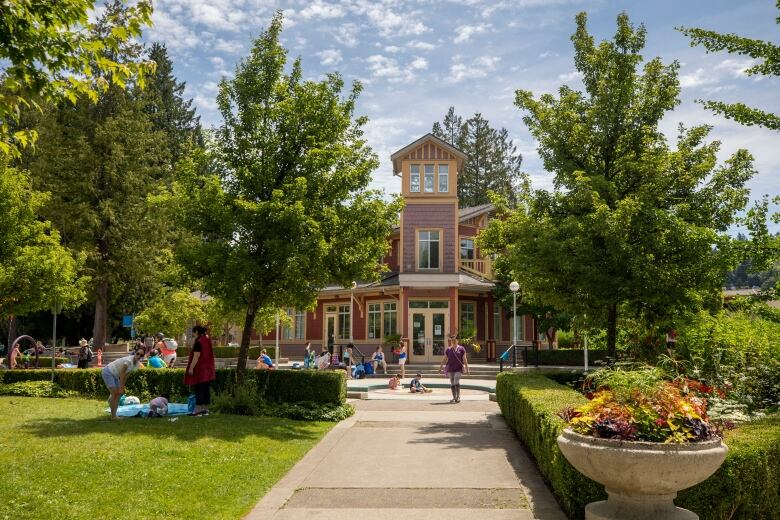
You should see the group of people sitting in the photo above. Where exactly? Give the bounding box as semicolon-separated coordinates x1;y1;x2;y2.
388;373;432;393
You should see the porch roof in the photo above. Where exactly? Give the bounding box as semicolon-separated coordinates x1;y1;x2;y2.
319;270;494;294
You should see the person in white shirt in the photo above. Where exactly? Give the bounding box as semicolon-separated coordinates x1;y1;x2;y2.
102;348;145;420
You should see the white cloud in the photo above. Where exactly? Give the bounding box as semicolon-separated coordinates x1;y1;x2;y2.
410;57;428;70
539;50;559;59
299;1;345;20
213;38;244;54
454;23;491;44
385;45;402;53
333;22;360;47
407;40;436;51
351;1;431;37
715;58;757;78
558;70;582;82
680;68;716;88
149;9;199;51
448;55;501;83
317;49;343;66
209;56;225;68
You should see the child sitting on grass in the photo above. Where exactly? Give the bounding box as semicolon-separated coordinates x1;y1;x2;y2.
409;373;432;393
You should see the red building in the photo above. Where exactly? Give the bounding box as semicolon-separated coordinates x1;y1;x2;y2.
261;134;535;362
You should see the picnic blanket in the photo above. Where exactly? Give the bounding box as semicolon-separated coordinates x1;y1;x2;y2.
105;403;191;418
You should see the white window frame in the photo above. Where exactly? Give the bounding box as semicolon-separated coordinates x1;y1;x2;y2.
424;164;435;192
368;303;381;339
460;237;475;260
410;164;420;192
438;164;449;192
417;230;441;270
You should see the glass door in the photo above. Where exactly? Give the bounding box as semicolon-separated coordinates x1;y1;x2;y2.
325;314;336;351
409;310;448;362
432;312;446;358
411;312;426;358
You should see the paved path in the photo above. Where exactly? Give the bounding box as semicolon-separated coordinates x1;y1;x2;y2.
245;398;566;520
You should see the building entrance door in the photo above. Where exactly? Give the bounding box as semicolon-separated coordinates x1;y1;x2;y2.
409;308;448;362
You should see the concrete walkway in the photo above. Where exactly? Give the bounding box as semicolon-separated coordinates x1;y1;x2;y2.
244;398;566;520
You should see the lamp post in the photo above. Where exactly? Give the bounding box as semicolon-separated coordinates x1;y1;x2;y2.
509;281;519;347
275;311;280;367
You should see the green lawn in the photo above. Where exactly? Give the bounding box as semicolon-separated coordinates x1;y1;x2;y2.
0;397;334;520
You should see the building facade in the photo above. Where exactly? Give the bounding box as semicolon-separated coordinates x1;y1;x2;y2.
260;134;535;361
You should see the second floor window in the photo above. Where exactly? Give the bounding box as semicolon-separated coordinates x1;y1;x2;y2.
438;164;449;192
410;164;420;192
418;230;440;269
424;164;434;192
460;238;475;260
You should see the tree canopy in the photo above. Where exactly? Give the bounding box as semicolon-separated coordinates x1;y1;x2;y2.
0;0;154;157
432;107;526;207
678;1;780;131
480;12;756;357
169;12;401;379
0;161;88;321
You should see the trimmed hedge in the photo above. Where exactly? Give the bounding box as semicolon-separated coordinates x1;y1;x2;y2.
7;357;69;368
496;372;604;519
175;346;276;359
0;367;346;406
496;372;780;520
677;415;780;519
523;348;609;366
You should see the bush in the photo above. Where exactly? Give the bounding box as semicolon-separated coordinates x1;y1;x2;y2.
677;414;780;519
175;346;276;359
212;382;355;421
496;372;603;519
520;348;609;366
0;380;77;398
0;367;346;405
6;357;68;369
497;372;780;520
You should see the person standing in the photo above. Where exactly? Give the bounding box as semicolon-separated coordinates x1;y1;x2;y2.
439;336;469;403
184;325;215;416
102;348;145;420
397;339;408;380
77;338;93;369
344;344;354;379
303;342;312;369
8;342;20;370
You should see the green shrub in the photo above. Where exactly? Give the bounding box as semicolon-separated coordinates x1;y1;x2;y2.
496;372;603;519
256;401;355;422
0;380;77;398
677;414;780;520
175;346;276;359
520;348;609;366
497;372;780;520
0;367;346;405
7;357;68;369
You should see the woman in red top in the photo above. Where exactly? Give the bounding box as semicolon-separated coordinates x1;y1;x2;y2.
184;325;216;416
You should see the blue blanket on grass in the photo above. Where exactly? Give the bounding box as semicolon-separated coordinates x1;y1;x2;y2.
105;403;191;417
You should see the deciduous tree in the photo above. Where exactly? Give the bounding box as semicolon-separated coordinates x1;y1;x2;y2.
0;0;154;157
678;1;780;131
480;12;756;357
169;13;401;381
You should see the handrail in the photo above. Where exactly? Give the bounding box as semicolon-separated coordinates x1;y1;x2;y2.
499;344;539;371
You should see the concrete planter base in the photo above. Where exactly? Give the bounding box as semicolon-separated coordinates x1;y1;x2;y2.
557;429;727;520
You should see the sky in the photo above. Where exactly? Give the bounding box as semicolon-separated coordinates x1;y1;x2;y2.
141;0;779;230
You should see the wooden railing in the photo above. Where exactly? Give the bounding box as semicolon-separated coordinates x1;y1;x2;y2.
459;257;493;279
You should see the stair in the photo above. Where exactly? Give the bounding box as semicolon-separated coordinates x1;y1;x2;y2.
361;363;502;380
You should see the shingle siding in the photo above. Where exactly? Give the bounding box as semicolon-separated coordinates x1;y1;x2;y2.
402;203;457;273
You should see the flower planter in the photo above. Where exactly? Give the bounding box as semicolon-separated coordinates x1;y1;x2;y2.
557;429;727;520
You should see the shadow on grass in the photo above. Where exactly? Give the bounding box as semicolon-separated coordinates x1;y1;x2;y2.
19;413;326;443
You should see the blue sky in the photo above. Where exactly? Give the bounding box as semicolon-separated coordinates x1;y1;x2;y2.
142;0;779;229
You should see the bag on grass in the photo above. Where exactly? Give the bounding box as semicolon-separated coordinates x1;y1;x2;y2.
363;362;374;375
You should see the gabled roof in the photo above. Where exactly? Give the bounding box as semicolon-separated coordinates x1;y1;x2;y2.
459;203;494;222
391;133;468;176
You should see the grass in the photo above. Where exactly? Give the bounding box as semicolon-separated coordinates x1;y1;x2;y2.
0;397;334;520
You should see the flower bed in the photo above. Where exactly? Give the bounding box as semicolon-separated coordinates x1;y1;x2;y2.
496;372;780;520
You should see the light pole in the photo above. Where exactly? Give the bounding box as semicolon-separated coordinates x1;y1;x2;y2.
509;281;519;346
275;311;280;367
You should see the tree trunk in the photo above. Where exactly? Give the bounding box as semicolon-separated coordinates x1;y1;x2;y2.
92;278;109;349
546;327;556;350
7;316;17;347
606;302;618;358
236;306;256;385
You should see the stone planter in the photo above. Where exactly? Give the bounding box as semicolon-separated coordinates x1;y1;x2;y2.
557;428;728;520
